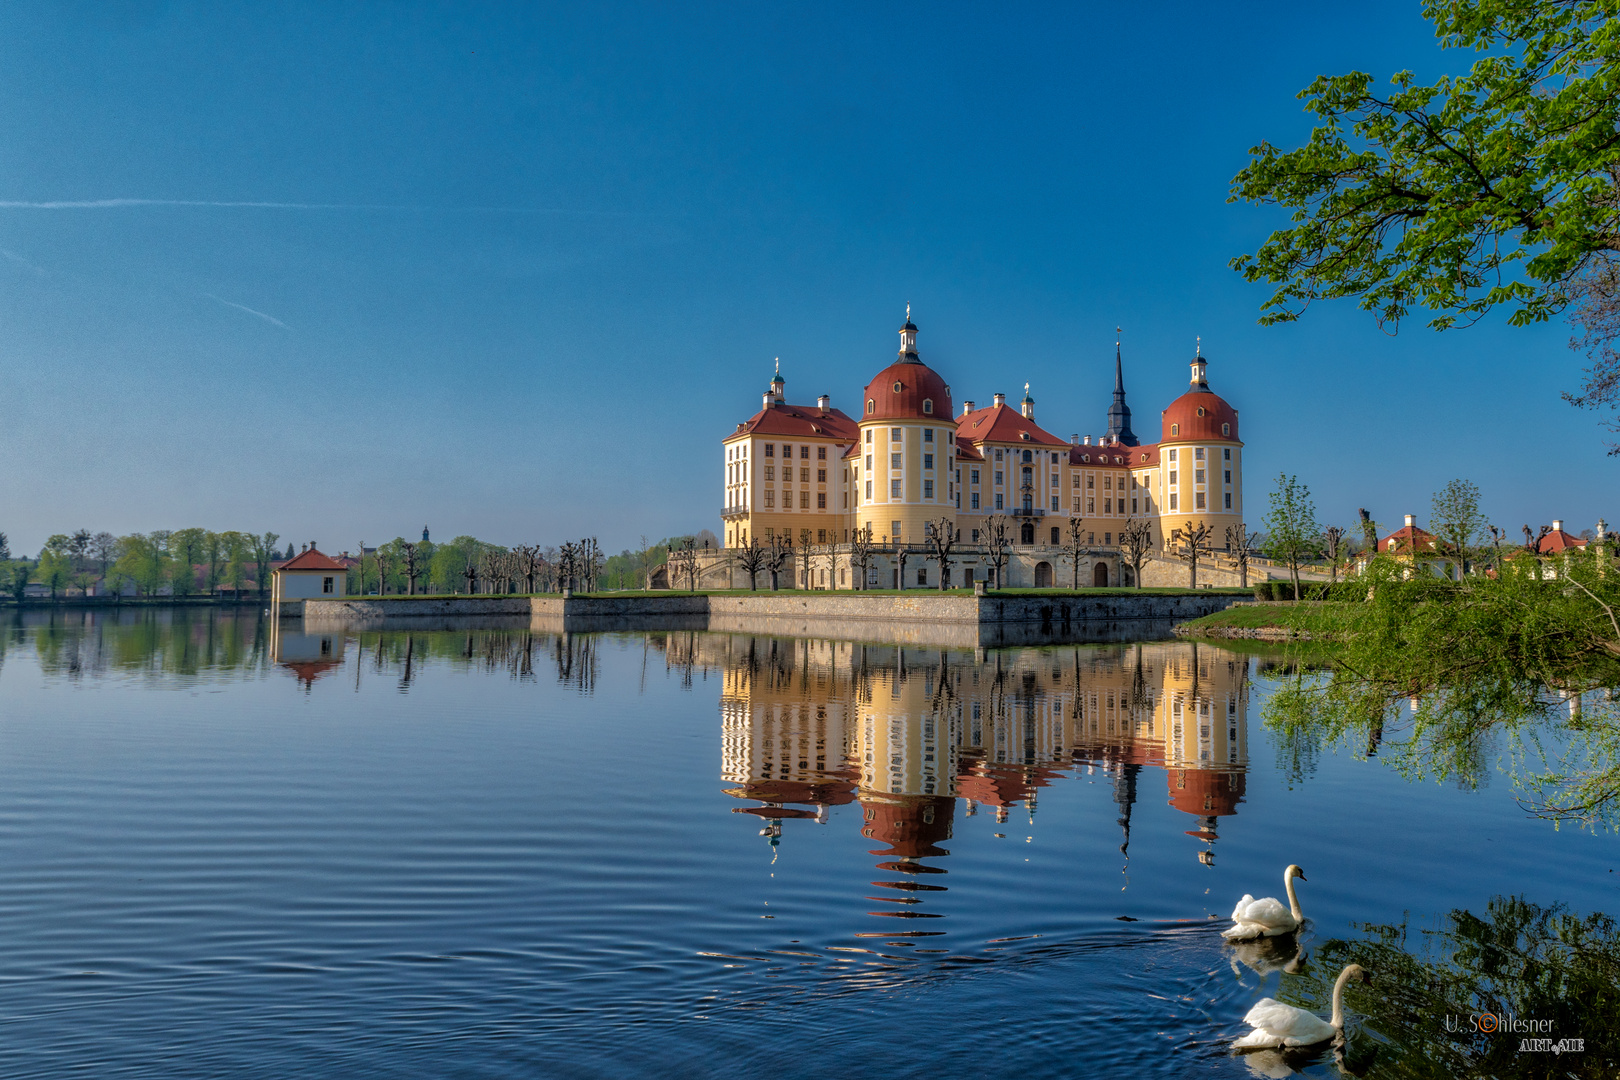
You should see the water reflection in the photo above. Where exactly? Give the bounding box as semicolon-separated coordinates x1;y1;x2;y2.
708;636;1251;930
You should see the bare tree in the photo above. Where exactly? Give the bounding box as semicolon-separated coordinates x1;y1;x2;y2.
515;545;542;593
848;525;875;590
1122;518;1154;589
462;556;479;595
924;516;956;590
766;535;792;590
399;541;423;595
736;538;767;590
668;539;700;592
894;541;910;591
794;536;814;589
1061;514;1089;589
479;549;505;593
1225;522;1259;587
982;513;1012;589
557;542;578;591
815;543;838;590
1357;508;1380;553
1321;525;1347;583
1523;523;1552;556
579;538;603;592
375;549;390;596
1170;520;1215;589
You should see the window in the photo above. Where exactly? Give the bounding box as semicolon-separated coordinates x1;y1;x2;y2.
1223;470;1230;484
1223;447;1231;460
1197;406;1206;417
1087;476;1094;488
1051;452;1059;463
817;529;827;543
1222;423;1230;436
765;491;776;507
971;468;979;484
1050;526;1060;543
1169;470;1177;485
891;479;902;498
1021;449;1032;463
322;576;335;594
817;446;826;459
995;493;1004;509
1196;491;1206;509
1105;533;1112;546
891;453;902;470
1224;492;1232;509
866;399;875;414
1088;532;1095;544
801;467;810;483
765;444;775;457
1072;474;1081;488
994;470;1004;485
1051;472;1058;487
1087;498;1095;513
865;480;872;499
924;454;934;469
923;399;933;414
1104;499;1111;513
891;427;901;441
818;468;826;482
971;492;980;509
765;465;775;481
800;491;810;508
1171;424;1179;436
1050;495;1059;511
892;381;903;393
924;479;934;498
866;454;872;470
995;448;1003;461
916;567;927;585
924;428;934;442
971;529;980;542
817;492;826;508
1132;498;1138;514
865;429;873;443
892;521;901;540
1195;469;1205;484
1168;448;1177;461
1195;447;1205;460
1169;493;1178;510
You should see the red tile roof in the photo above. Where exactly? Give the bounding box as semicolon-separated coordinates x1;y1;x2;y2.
1070;443;1154;468
730;402;859;441
1379;525;1438;553
276;548;348;572
862;359;953;422
1539;528;1588;554
1161;390;1240;443
953;436;984;462
955;403;1070;447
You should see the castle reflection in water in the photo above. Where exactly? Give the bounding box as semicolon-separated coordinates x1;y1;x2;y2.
680;635;1250;923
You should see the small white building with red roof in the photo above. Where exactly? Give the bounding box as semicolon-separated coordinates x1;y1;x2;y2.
271;545;348;601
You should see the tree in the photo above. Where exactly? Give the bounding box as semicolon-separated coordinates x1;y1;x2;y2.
37;535;72;599
766;535;792;591
1262;474;1322;598
924;516;956;591
249;533;280;600
91;532;117;580
1170;520;1214;590
1225;522;1259;588
1321;525;1348;583
894;541;910;591
848;525;875;590
1061;514;1090;589
7;562;28;601
112;534;167;597
399;541;424;595
169;528;209;598
1431;478;1487;580
218;531;249;597
0;532;9;561
736;538;767;590
982;513;1012;589
1357;508;1380;553
1230;1;1620;443
462;555;480;594
1122;518;1155;589
668;539;700;592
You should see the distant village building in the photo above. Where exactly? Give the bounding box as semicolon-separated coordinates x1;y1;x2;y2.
719;313;1246;586
271;545;348;601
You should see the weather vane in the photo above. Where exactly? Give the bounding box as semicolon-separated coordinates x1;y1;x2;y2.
774;356;780;374
1196;335;1201;357
906;302;911;322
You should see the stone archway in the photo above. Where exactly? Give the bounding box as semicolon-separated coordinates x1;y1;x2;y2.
1092;562;1109;587
1034;561;1054;587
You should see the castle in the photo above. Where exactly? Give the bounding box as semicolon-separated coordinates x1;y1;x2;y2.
721;313;1245;588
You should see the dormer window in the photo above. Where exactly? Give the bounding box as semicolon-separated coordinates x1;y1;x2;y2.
1171;424;1180;436
866;399;875;414
922;398;933;414
1222;423;1230;436
892;381;903;393
1020;432;1031;441
1197;406;1206;417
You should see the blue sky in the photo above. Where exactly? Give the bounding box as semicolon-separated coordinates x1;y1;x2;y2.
0;2;1606;556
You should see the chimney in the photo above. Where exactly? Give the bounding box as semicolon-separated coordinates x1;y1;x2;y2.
1083;436;1090;445
1553;518;1564;533
993;392;1006;408
962;400;975;416
817;394;830;410
1070;434;1079;445
1404;514;1415;528
763;391;774;409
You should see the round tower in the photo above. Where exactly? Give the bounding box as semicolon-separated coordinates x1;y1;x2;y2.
1156;342;1244;551
854;311;957;549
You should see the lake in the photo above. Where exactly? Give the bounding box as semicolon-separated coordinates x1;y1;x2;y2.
0;609;1612;1078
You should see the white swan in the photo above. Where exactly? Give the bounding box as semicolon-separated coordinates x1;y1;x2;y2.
1224;864;1306;940
1233;963;1370;1049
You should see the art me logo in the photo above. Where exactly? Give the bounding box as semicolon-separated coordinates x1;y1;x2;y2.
1443;1013;1582;1054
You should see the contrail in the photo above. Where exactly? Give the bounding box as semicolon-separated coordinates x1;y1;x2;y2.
205;294;289;329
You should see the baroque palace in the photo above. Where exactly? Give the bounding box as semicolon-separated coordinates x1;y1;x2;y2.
719;312;1245;588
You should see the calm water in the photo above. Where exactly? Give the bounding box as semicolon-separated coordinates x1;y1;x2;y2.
0;609;1613;1078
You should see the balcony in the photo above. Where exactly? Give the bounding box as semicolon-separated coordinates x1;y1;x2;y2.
1010;507;1045;518
721;503;750;520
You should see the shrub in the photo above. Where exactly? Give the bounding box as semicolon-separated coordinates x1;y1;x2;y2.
1253;582;1271;601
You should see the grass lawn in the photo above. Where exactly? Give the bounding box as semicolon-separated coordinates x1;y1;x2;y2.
1177;603;1343;632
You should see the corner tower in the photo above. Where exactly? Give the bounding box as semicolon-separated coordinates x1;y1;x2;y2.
1157;342;1244;550
853;310;957;546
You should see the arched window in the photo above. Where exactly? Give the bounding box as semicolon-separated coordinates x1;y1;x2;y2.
892;381;903;393
1197;406;1206;417
922;398;933;414
866;399;875;414
1221;423;1230;436
1171;423;1179;436
1021;449;1032;462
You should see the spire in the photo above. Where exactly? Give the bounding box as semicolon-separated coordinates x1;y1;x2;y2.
1020;381;1035;419
768;358;785;405
1189;338;1210;392
897;308;920;363
1105;326;1139;445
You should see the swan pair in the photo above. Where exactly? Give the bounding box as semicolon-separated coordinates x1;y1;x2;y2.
1227;864;1373;1051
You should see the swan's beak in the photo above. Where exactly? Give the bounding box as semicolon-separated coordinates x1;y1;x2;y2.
1295;872;1307;881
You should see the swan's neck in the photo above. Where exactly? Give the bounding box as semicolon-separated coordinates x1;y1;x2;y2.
1284;871;1304;923
1329;967;1354;1030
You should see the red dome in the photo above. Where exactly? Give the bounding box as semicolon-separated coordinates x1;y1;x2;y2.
1167;767;1246;818
862;360;952;422
1161;390;1239;443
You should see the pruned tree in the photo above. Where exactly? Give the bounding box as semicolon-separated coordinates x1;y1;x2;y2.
894;541;910;591
557;542;578;592
1170;520;1215;590
462;555;479;594
848;525;875;590
667;539;700;592
515;545;543;593
982;513;1011;589
1262;473;1322;599
578;538;603;592
794;535;814;589
924;516;956;591
814;542;837;591
1357;508;1380;553
375;548;391;596
400;541;423;596
1061;514;1089;589
766;535;792;591
1524;523;1552;556
1122;518;1155;589
736;538;767;590
1224;522;1260;588
1321;525;1347;584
